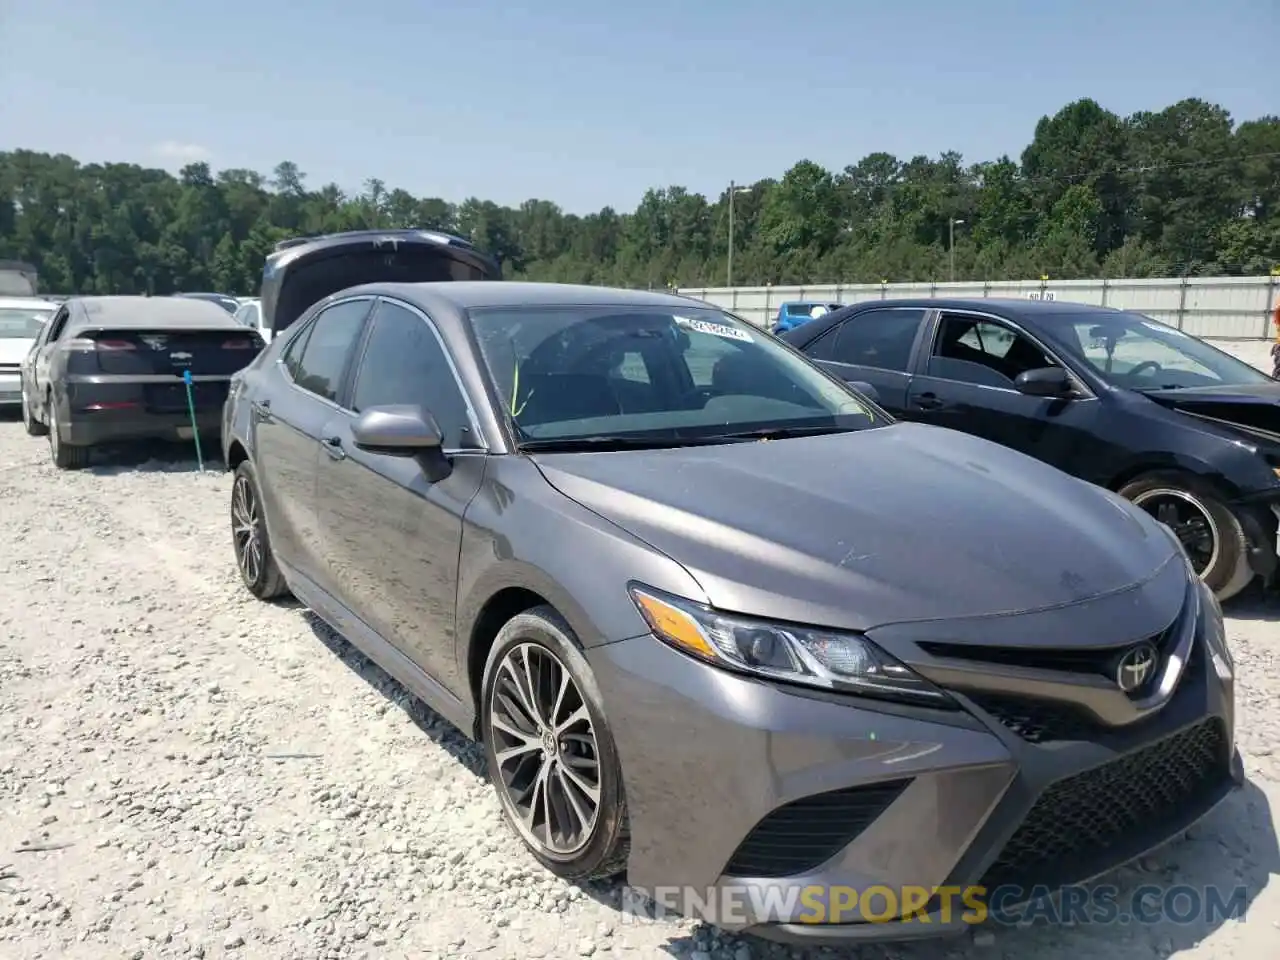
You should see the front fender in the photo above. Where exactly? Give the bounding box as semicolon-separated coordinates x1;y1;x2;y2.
455;456;704;669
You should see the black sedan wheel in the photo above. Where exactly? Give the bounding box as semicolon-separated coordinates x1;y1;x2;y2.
230;460;288;600
1120;473;1251;602
480;606;629;881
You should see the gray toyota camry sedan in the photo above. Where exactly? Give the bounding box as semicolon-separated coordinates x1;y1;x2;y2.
222;280;1240;945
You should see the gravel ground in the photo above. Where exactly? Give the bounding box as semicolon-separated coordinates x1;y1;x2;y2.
1;345;1278;959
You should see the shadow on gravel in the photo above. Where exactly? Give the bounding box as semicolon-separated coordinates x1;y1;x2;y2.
656;779;1278;960
287;587;1279;960
300;610;485;778
84;438;224;475
1222;582;1280;622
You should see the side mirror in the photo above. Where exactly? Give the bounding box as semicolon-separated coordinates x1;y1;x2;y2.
350;405;452;481
847;380;881;404
351;405;443;453
1014;367;1073;398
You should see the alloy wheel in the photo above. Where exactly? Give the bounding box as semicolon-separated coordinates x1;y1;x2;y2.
1131;488;1219;577
231;475;264;585
488;643;601;857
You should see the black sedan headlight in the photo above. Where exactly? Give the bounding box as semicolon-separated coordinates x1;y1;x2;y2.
629;584;954;708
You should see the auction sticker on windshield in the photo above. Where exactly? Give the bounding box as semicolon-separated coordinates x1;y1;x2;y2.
675;316;753;342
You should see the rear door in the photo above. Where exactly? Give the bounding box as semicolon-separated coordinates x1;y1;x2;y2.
802;306;930;414
253;297;374;580
315;298;486;697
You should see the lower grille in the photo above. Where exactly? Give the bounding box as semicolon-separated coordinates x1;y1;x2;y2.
724;778;911;878
979;718;1229;891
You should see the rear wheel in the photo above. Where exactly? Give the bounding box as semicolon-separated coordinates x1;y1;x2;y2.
48;415;90;470
1119;472;1252;602
231;460;288;600
21;384;47;437
480;606;630;882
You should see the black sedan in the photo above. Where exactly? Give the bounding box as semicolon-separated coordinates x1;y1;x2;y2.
781;297;1280;602
20;295;264;468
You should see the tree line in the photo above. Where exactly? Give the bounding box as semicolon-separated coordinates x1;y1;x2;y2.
2;97;1277;297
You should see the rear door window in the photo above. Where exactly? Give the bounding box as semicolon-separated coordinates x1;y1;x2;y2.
827;308;927;372
291;299;373;403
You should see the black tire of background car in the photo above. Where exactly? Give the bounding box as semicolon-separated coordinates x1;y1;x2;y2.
479;605;631;882
47;412;90;470
21;386;47;437
1118;471;1251;602
231;460;290;600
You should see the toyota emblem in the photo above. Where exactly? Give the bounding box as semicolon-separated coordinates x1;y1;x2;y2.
1115;643;1158;694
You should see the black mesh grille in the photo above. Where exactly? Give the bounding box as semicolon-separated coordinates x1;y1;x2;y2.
965;692;1103;743
724;778;912;878
979;718;1230;891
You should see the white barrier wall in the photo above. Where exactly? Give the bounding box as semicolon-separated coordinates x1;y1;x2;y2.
676;276;1280;340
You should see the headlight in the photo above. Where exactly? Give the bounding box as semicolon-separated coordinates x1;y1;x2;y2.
628;584;955;708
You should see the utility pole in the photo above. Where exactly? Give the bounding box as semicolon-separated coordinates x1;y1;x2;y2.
726;181;750;287
949;218;965;283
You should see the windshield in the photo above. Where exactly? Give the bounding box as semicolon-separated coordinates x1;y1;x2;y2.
469;304;885;446
0;307;53;339
1050;311;1273;389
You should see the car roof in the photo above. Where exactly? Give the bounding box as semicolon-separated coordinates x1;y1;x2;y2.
340;281;710;315
67;295;243;328
0;297;57;310
851;297;1128;321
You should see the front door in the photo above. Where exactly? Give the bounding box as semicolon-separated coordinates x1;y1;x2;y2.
908;311;1102;474
806;307;930;414
316;298;485;698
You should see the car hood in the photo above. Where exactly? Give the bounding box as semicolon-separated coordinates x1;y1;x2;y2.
532;422;1178;632
0;338;34;366
1142;382;1280;442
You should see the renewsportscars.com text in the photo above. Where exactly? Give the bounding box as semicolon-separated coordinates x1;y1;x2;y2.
621;883;1249;927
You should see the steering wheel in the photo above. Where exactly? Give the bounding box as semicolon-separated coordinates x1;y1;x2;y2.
1127;360;1163;378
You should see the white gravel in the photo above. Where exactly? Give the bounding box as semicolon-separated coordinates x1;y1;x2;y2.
1;391;1278;959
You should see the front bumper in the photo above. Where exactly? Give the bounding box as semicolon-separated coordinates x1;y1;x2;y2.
1232;495;1280;585
592;574;1239;945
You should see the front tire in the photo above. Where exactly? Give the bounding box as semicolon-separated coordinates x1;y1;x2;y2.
230;460;289;600
480;606;630;882
1119;472;1252;602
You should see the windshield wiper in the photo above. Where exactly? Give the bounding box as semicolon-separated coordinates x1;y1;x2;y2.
704;425;859;442
518;435;729;452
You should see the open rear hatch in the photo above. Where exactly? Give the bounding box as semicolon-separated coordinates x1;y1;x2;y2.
260;229;501;337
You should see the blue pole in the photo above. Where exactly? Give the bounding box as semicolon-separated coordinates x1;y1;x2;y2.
182;369;205;472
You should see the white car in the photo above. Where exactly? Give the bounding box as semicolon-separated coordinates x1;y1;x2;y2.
0;297;58;407
232;298;272;343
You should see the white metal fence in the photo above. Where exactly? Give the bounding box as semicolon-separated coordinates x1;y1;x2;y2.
676;275;1280;339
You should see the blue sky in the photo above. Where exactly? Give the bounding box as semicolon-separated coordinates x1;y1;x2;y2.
3;0;1273;214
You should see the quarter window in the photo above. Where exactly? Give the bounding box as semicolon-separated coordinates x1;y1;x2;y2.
290;299;371;402
827;309;927;372
350;301;474;448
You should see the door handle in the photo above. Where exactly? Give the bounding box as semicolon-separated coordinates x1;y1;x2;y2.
913;393;944;410
250;399;273;423
322;435;346;460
